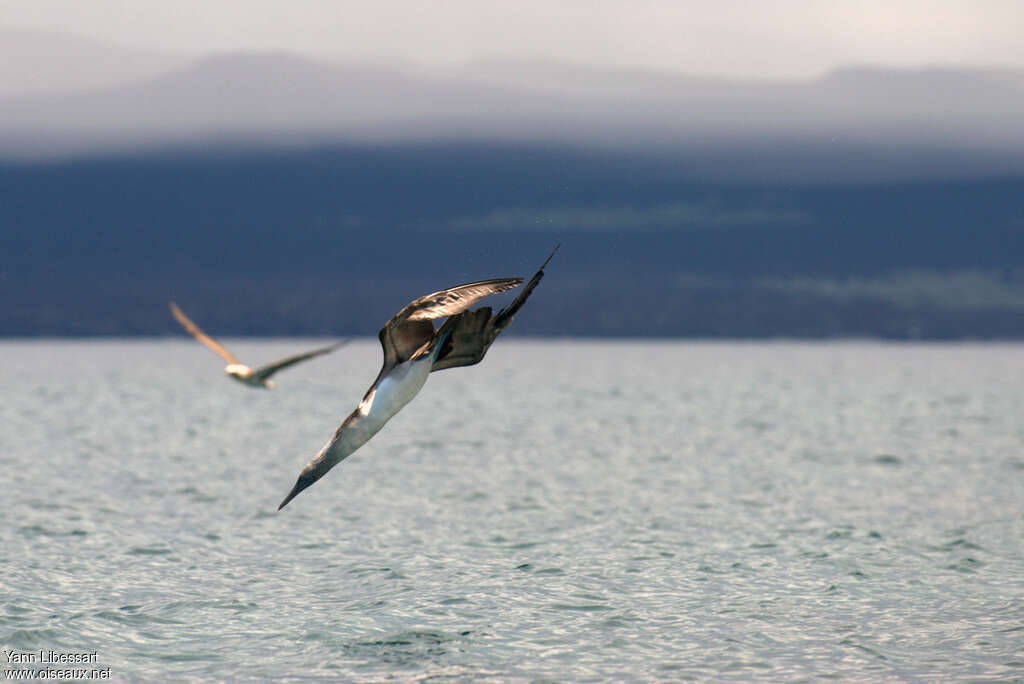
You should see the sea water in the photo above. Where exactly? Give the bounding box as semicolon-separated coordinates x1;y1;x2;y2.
1;339;1022;681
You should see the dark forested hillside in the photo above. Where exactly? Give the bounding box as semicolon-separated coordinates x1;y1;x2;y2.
2;144;1022;337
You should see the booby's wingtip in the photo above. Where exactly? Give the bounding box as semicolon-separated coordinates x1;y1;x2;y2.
540;243;560;271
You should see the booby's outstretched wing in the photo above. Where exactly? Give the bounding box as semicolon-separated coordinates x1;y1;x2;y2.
378;278;522;370
399;279;524;321
169;301;241;365
431;244;558;372
252;340;350;382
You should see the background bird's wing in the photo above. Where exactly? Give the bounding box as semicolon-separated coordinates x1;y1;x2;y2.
431;245;558;372
169;301;241;365
253;340;350;381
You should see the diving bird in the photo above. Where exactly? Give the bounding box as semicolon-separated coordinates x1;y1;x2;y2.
278;246;558;510
169;301;347;388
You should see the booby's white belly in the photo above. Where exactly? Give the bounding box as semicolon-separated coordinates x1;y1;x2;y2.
315;354;435;467
357;356;433;437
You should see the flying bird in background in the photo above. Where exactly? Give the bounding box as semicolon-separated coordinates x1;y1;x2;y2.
278;246;558;510
169;301;347;388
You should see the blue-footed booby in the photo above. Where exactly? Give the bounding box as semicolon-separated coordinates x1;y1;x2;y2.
277;246;558;510
170;302;347;388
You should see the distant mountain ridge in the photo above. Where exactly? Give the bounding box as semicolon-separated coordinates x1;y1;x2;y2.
1;32;1023;178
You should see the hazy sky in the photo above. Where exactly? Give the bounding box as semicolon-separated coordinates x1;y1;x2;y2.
1;0;1022;78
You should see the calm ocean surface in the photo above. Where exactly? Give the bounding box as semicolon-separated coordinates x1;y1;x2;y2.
2;339;1022;681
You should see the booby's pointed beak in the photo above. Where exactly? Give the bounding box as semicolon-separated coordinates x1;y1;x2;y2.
277;491;296;511
277;471;316;510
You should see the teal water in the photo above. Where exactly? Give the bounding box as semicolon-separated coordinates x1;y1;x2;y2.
2;340;1023;681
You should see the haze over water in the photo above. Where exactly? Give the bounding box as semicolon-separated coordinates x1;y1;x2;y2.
2;339;1023;680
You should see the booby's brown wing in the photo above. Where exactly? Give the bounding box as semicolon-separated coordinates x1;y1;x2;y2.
429;308;496;371
169;301;241;365
252;340;350;381
379;319;437;371
378;278;522;369
431;245;558;372
399;278;522;321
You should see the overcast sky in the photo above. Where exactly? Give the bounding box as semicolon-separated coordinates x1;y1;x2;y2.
1;0;1022;78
